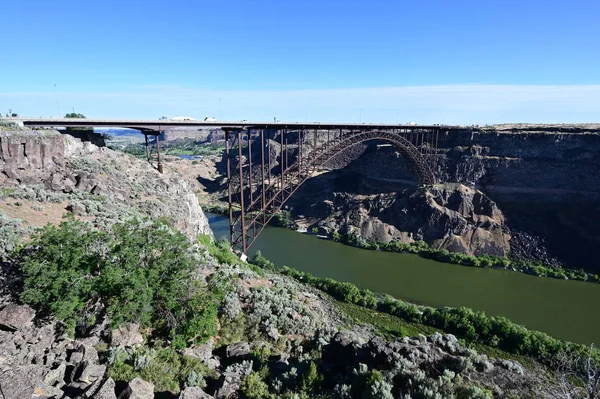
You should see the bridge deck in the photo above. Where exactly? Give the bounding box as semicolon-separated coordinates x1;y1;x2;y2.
16;118;459;130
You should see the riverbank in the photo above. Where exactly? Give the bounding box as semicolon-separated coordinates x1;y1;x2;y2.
327;228;598;284
271;261;600;369
207;206;599;285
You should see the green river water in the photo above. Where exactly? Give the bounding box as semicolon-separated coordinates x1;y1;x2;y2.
208;213;600;345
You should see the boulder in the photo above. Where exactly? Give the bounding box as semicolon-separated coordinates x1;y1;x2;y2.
76;171;98;192
76;361;107;384
366;336;396;368
118;377;154;399
266;326;280;341
178;387;215;399
0;303;35;330
32;382;64;398
214;361;253;399
43;363;67;387
322;331;364;368
110;323;144;347
226;341;250;358
89;377;118;399
183;339;214;363
0;364;46;399
68;200;88;216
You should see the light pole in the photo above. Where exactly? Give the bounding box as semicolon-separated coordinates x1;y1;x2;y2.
54;84;61;118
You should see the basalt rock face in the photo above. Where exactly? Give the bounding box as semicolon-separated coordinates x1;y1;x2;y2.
290;173;510;256
411;184;509;256
290;125;600;270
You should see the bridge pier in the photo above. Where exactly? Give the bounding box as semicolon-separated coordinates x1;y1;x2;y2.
156;135;163;173
141;130;164;173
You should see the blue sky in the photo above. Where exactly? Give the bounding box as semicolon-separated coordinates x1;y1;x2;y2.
1;0;599;124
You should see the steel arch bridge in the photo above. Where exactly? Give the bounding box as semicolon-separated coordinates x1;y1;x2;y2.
224;125;441;254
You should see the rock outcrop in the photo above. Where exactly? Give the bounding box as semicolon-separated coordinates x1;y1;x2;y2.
290;172;510;256
0;310;107;398
0;130;211;240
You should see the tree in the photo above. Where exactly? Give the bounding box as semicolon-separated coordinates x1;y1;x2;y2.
62;112;105;145
65;112;86;118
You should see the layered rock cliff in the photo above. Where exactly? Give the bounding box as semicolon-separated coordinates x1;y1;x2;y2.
256;124;591;270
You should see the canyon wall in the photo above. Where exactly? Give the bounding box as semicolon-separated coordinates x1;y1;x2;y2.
290;125;600;270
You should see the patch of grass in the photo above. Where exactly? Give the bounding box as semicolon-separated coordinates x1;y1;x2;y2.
334;300;439;339
198;234;241;266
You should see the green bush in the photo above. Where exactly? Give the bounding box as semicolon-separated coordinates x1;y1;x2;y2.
250;250;277;271
299;361;323;393
241;372;273;399
270;210;295;228
20;216;218;346
106;346;213;392
198;234;241;266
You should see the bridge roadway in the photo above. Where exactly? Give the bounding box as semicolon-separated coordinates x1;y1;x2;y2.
17;117;458;131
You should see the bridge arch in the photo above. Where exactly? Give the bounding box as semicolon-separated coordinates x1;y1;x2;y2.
227;127;438;253
306;129;435;185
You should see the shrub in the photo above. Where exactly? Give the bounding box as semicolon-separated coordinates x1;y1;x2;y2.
241;372;273;399
0;210;27;260
251;250;277;270
198;234;241;265
455;385;494;399
270;210;295;228
299;361;323;393
106;346;213;392
20;216;218;345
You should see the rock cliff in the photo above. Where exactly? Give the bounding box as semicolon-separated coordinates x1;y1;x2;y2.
290;173;510;256
0;130;211;240
288;125;600;269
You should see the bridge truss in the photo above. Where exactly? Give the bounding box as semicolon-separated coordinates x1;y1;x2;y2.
224;126;440;254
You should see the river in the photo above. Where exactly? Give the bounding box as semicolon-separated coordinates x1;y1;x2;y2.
207;213;600;345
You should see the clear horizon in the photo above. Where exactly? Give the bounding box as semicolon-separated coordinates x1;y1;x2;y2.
2;0;599;124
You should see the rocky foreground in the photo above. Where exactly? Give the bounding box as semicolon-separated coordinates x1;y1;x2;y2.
0;129;572;398
0;298;547;398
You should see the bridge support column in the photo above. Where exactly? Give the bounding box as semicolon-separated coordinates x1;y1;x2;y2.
144;134;150;161
156;134;163;173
